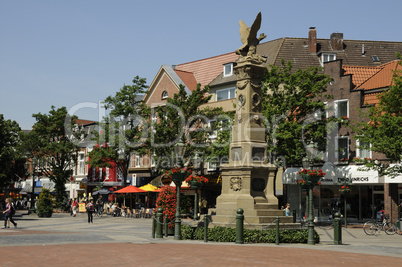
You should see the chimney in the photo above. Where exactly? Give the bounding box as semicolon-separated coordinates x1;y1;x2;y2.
330;32;344;51
308;27;317;54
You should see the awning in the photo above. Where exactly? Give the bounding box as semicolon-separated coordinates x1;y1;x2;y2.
283;163;381;185
384;164;402;183
19;186;45;194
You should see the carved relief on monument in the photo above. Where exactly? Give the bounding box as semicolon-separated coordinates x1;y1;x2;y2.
230;177;242;191
251;93;261;111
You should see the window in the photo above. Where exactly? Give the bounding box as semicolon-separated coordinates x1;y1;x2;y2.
162;91;168;99
99;168;103;180
334;99;349;119
106;167;110;180
207;161;218;171
322;53;336;63
372;55;380;62
135;155;140;167
356;140;372;159
78;153;85;175
216;87;236;101
223;63;233;77
208;119;230;139
336;136;349;161
314;102;328;120
151;109;157;123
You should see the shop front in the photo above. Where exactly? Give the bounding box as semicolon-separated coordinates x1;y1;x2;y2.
283;163;392;223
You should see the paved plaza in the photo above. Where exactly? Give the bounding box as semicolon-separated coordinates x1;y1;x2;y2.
0;210;401;266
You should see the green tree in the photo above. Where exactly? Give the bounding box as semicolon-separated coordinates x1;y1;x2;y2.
262;60;332;166
355;58;402;177
89;76;149;185
151;84;226;171
0;115;22;189
28;106;80;208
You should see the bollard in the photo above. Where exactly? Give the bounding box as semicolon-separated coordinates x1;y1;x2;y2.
275;216;280;245
333;212;342;245
151;213;156;238
236;208;244;244
156;208;163;238
292;210;296;223
204;214;209;243
164;215;168;238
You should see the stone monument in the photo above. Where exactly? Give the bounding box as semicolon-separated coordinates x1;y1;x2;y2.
213;12;293;226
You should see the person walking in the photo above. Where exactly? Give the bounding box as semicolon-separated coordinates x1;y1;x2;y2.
72;198;78;217
2;198;17;229
86;199;94;223
96;196;103;215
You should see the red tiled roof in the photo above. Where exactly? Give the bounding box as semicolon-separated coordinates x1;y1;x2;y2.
74;119;97;125
342;65;380;88
357;60;401;90
174;69;198;91
343;60;401;90
175;52;239;88
363;92;381;106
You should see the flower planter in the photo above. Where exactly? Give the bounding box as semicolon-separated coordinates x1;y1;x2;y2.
189;181;203;189
302;174;321;186
171;172;187;183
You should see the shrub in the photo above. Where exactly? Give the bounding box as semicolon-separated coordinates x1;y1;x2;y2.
37;188;54;218
181;225;320;244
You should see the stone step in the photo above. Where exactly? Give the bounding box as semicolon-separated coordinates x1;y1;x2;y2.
211;214;294;225
255;210;285;216
254;203;278;209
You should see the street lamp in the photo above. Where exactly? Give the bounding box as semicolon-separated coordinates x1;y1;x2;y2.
302;143;316;245
173;140;186;240
25;157;37;214
192;152;202;220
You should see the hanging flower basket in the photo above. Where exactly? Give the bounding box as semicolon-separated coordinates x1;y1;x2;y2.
297;179;310;190
339;185;351;195
166;167;192;183
185;174;208;189
298;169;325;186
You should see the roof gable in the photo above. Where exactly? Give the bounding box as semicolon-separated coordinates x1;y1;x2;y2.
143;65;193;106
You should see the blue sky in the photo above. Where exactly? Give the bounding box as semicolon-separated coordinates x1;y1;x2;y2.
1;0;402;129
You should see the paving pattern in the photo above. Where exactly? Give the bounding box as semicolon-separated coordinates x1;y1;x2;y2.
0;211;401;266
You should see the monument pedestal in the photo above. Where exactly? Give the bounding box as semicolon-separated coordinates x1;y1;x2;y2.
212;163;294;227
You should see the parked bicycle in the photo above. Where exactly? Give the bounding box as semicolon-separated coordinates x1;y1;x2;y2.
363;215;396;235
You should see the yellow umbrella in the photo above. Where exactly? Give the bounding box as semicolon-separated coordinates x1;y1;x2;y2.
139;184;159;208
139;184;159;192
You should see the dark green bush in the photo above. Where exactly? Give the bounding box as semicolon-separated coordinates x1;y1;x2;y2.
37;188;54;218
181;225;320;244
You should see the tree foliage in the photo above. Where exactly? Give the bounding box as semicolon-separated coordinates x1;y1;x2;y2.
261;60;332;166
27;106;80;208
151;84;226;171
0;114;22;189
88;76;149;184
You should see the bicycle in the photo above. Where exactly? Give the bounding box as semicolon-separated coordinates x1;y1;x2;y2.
363;215;396;235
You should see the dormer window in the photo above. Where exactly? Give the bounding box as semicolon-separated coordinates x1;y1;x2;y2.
162;91;168;99
223;63;233;77
322;53;336;63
